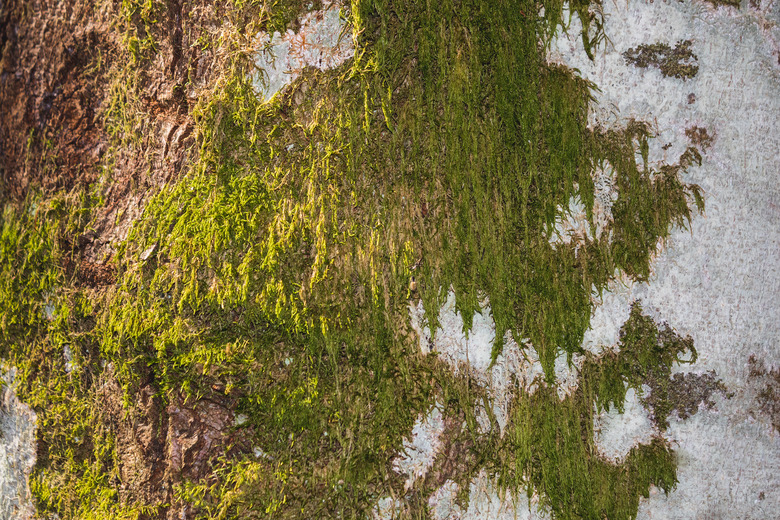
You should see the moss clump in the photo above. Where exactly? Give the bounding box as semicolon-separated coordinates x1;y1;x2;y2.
484;303;698;520
122;2;701;503
623;40;699;80
116;0;704;391
497;389;677;520
588;301;701;431
583;302;728;433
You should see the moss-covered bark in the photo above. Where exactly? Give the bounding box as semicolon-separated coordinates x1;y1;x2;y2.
0;1;713;518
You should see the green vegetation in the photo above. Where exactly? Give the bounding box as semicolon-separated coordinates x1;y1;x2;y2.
474;302;691;520
0;193;147;519
0;0;711;519
586;302;699;430
120;0;162;64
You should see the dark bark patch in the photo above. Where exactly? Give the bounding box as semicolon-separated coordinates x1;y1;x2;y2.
748;355;780;433
623;40;699;80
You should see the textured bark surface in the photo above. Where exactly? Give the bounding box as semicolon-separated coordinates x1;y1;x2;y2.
0;1;777;519
0;2;230;518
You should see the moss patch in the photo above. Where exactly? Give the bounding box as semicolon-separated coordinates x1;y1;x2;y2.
0;193;147;519
606;304;729;430
477;303;697;520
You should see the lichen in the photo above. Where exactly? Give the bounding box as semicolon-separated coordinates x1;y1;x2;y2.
623;40;699;80
748;355;780;433
704;0;742;8
685;126;714;151
665;371;730;422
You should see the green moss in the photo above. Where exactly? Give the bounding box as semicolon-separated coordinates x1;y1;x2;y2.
117;0;703;383
0;192;149;518
1;0;710;518
119;0;163;64
588;302;699;430
111;0;701;514
495;390;677;520
461;303;692;520
0;196;58;353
